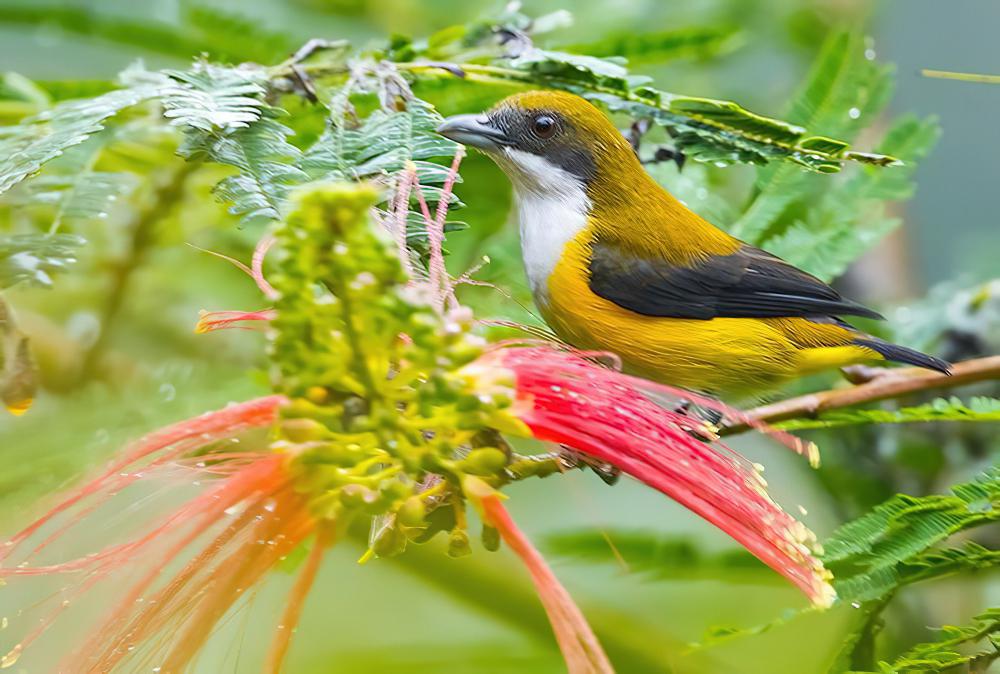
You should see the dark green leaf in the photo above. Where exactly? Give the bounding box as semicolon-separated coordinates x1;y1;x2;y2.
765;114;939;279
480;42;896;173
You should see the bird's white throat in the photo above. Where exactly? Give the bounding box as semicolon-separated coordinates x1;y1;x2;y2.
496;148;591;304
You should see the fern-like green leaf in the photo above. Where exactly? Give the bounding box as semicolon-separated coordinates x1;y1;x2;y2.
161;63;268;134
483;43;896;174
12;172;135;227
776;396;1000;431
160;63;306;225
0;233;85;289
0;69;168;196
3;135;138;232
302;98;461;218
731;32;895;243
199;112;307;225
822;468;1000;603
834;542;1000;604
766;114;940;280
865;609;1000;673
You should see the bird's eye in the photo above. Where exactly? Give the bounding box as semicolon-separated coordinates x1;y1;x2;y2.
532;115;556;139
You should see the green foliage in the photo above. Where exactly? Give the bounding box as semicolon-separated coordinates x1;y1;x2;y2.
484;46;893;173
0;233;84;289
0;68;167;195
708;30;940;280
545;529;773;582
4;136;138;233
823;468;1000;603
732;32;891;241
197;111;307;225
161;63;269;134
776;396;1000;431
393;6;896;172
0;8;907;274
562;26;742;63
0;2;294;64
862;609;1000;673
765;114;940;280
301;98;460;196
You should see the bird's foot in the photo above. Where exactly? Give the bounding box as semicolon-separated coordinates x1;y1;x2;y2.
506;447;621;485
673;399;724;427
558;446;622;485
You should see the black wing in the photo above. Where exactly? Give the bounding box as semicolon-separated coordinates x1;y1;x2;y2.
588;242;883;320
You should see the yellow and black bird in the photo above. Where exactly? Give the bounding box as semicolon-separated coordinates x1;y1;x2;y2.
437;91;950;399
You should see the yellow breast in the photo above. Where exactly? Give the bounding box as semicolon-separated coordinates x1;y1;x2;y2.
538;226;870;397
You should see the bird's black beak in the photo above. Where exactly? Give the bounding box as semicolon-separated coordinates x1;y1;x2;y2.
436;114;509;151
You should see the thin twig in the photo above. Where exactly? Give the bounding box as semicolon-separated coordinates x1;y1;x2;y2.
722;355;1000;435
922;69;1000;84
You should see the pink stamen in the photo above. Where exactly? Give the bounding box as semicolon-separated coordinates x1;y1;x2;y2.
195;309;277;333
1;396;285;564
264;525;333;672
429;147;465;311
0;397;292;669
252;234;279;300
486;347;834;607
392;168;416;278
480;493;614;674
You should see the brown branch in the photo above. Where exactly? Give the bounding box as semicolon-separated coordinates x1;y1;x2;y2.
722;355;1000;436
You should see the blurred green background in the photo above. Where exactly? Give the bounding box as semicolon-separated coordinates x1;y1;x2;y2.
1;1;998;672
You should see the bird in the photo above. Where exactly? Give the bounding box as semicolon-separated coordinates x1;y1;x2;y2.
436;90;951;399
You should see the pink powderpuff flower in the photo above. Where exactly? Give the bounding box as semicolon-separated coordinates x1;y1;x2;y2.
0;397;612;674
472;345;836;608
0;344;834;674
0;395;335;673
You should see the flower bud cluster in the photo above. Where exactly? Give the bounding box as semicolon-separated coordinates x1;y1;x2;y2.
268;183;522;558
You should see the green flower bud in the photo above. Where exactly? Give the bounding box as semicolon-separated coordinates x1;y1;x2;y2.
481;525;500;552
447;529;471;558
455;393;482;412
280;418;329;443
396;496;426;528
459;447;508;476
340;483;379;509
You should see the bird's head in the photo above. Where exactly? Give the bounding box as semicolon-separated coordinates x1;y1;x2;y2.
437;90;642;198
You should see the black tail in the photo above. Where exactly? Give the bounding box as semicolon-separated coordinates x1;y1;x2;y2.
853;338;952;375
